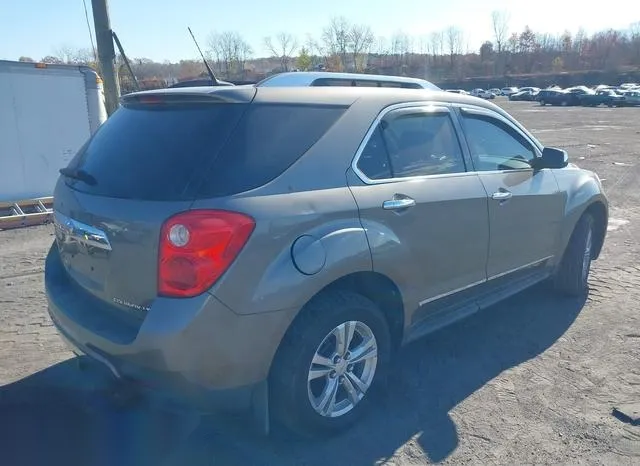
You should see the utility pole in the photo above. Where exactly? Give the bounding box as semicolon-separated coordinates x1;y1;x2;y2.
91;0;120;115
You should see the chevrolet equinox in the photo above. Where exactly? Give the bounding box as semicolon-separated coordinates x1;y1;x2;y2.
45;85;608;437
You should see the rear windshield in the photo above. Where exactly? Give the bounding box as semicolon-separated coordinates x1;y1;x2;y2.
65;103;246;200
64;102;346;200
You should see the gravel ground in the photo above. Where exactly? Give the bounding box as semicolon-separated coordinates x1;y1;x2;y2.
0;100;639;466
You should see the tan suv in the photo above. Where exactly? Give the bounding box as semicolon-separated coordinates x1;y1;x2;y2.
45;85;608;438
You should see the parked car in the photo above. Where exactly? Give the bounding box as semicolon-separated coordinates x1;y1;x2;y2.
46;85;608;438
594;84;614;92
566;86;593;95
580;89;625;107
489;88;503;96
537;89;580;106
471;88;496;99
509;90;539;101
501;86;519;96
623;90;640;106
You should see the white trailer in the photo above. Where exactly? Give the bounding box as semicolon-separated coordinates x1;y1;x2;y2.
0;59;107;228
0;59;107;200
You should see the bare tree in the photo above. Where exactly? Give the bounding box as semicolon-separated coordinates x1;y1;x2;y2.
491;10;510;54
75;48;95;65
349;24;374;72
305;34;326;70
375;36;388;55
445;26;463;67
264;32;298;72
373;36;388;68
208;31;252;79
54;45;76;64
630;22;640;65
491;10;510;74
49;46;94;65
390;31;410;72
429;31;444;67
322;16;352;71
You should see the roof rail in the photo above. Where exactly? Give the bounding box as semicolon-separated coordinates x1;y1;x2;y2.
256;71;440;90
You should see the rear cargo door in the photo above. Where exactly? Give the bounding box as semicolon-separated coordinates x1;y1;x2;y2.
53;91;252;311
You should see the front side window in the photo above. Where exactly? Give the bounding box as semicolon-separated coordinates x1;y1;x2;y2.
461;113;537;171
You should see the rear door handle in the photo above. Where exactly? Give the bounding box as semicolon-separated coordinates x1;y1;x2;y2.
491;190;513;201
383;197;416;210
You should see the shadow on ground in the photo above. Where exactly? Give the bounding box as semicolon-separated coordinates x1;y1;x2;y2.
0;285;587;466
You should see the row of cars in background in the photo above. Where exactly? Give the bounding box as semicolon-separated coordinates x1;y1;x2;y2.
446;83;640;107
445;86;519;100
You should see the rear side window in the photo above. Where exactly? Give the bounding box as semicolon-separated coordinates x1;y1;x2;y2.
196;103;347;197
356;127;392;180
66;104;246;200
311;78;422;89
357;110;466;179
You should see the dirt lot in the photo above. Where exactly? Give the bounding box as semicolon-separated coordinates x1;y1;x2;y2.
1;100;639;466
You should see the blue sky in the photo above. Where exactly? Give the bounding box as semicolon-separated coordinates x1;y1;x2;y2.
1;0;637;62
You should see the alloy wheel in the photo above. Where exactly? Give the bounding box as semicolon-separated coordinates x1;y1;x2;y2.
307;321;378;418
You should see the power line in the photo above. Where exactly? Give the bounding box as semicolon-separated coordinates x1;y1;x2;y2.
82;0;98;63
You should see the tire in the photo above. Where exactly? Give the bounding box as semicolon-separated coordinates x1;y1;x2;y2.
554;213;595;296
269;290;391;438
540;100;546;106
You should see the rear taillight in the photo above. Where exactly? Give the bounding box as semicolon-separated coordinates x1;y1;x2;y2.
158;210;255;298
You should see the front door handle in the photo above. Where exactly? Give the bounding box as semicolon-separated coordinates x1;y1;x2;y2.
383;197;416;210
491;190;513;201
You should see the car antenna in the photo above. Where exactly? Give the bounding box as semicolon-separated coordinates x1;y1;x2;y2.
187;26;219;86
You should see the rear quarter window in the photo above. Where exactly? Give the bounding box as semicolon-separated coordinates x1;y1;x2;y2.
195;103;347;197
311;78;422;89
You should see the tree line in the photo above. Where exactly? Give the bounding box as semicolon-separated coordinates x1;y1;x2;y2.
18;12;640;88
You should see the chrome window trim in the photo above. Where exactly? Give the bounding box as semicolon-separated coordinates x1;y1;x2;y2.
351;102;468;185
418;255;554;306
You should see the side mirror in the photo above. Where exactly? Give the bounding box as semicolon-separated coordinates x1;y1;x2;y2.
535;147;568;169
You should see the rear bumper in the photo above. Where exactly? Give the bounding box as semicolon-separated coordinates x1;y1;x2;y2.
44;242;296;414
49;309;260;412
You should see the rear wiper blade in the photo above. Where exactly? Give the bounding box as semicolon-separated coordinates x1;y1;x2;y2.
59;167;97;186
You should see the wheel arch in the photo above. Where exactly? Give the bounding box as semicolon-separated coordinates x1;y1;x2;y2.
271;271;406;371
583;200;608;260
559;198;608;263
318;271;405;349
